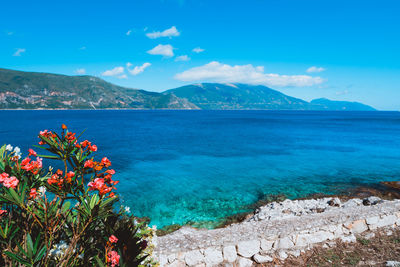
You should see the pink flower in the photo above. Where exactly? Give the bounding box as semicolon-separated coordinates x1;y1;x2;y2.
28;149;37;156
3;176;19;189
107;250;120;267
0;172;9;183
0;210;7;216
109;235;118;243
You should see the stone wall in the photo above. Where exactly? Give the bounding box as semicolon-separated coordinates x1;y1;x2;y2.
155;197;400;266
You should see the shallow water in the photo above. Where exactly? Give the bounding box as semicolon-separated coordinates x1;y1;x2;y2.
0;110;399;228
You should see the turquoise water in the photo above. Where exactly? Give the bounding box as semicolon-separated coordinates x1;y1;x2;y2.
0;110;400;228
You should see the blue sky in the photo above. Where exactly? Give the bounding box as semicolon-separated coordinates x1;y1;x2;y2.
1;0;399;110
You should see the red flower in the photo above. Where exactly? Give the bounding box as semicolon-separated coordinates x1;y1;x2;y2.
101;157;111;167
0;210;7;217
84;159;94;168
65;132;76;143
107;251;120;267
65;171;75;183
89;144;97;152
29;188;39;199
109;235;118;243
28;149;37;157
105;169;116;175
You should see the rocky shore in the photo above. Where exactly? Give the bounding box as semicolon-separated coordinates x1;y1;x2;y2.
154;196;400;266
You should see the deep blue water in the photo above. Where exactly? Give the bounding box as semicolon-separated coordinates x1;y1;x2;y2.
0;110;400;228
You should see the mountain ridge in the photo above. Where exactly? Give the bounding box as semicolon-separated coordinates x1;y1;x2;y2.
0;68;198;109
0;68;375;111
164;83;376;111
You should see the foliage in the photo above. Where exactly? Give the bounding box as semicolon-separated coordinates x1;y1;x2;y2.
0;125;156;266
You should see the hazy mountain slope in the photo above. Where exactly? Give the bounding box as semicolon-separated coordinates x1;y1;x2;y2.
310;98;376;111
0;68;198;109
164;83;311;110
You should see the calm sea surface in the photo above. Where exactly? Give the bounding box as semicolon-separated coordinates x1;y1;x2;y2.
1;110;400;228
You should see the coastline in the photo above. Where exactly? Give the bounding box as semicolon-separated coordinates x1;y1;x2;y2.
155;191;400;266
156;181;400;236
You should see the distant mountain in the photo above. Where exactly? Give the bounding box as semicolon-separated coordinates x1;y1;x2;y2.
0;68;376;111
310;98;376;111
0;68;198;109
164;83;376;111
164;83;311;110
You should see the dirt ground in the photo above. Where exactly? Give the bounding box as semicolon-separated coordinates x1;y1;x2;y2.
251;227;400;266
278;228;400;267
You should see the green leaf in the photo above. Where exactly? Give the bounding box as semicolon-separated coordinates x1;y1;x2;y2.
3;251;32;266
26;233;34;258
34;246;47;263
37;154;60;159
8;187;21;205
94;255;106;267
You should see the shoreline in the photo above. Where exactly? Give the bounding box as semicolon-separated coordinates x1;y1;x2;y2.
156;181;400;236
155;193;400;266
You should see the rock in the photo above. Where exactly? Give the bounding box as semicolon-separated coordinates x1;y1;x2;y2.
344;219;368;234
387;261;400;267
167;254;176;263
364;232;375;239
274;236;294;249
295;231;334;247
159;255;168;266
167;260;186;267
236;240;260;258
341;234;356;243
277;250;288;260
288;249;301;257
223;246;237;263
237;256;253;267
327;197;341;207
343;198;362;207
368;215;397;230
224;263;234;267
204;247;223;266
185;250;204;266
253;254;273;263
363;196;382;206
260;239;274;251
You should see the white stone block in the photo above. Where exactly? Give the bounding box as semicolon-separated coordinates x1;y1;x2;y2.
204;247;223;266
274;236;294;249
223;246;237;263
237;256;253;267
236;240;260;258
253;253;273;263
185;250;204;266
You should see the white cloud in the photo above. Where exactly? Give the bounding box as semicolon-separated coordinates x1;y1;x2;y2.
127;62;151;75
13;48;26;56
101;66;125;77
118;74;128;79
75;68;86;75
174;61;324;87
146;26;180;39
192;47;205;53
147;44;174;57
175;55;190;62
306;66;326;73
126;30;132;36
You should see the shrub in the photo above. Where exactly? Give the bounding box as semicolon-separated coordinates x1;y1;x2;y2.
0;125;156;266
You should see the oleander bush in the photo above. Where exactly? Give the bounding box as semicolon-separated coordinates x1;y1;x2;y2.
0;125;156;266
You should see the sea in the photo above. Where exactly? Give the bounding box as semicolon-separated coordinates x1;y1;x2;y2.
0;110;400;229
